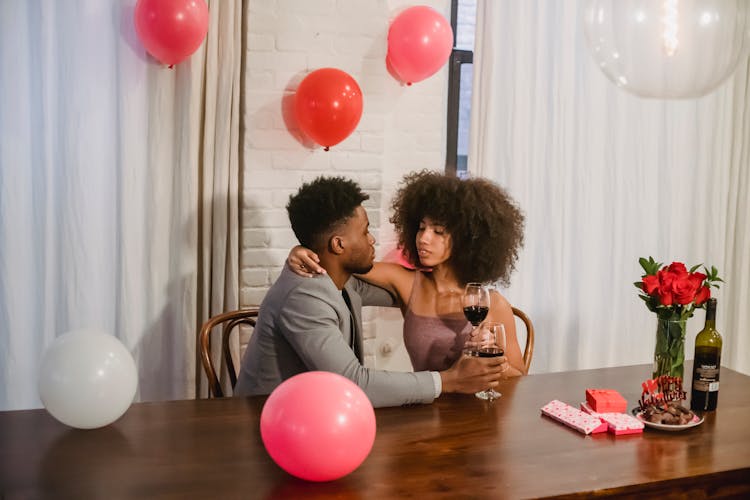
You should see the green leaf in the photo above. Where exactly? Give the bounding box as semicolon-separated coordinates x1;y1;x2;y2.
639;257;652;274
689;264;702;273
639;256;661;276
651;258;662;274
634;281;644;290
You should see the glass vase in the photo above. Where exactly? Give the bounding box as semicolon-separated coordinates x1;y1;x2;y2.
653;317;687;379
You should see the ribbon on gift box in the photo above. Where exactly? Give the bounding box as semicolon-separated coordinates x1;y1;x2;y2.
541;400;608;435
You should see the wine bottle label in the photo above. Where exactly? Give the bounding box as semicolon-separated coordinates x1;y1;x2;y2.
693;380;720;392
695;364;719;379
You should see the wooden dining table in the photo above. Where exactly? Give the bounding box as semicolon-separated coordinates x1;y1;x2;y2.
2;362;749;499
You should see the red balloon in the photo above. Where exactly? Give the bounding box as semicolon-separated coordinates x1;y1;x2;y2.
260;372;376;482
134;0;209;67
387;6;454;84
294;68;363;150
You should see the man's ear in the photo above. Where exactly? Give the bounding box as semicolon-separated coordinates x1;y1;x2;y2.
329;234;345;255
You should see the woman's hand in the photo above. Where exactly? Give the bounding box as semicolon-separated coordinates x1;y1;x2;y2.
439;355;504;394
498;356;520;379
287;245;325;277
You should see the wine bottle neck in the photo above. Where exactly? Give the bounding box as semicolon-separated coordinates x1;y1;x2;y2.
705;299;717;324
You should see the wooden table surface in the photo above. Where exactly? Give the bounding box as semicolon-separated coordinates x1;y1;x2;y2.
2;363;749;499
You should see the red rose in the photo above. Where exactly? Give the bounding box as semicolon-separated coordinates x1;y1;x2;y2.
642;275;659;294
658;286;674;306
694;285;711;305
672;275;700;305
688;272;706;288
655;268;675;305
666;262;688;277
657;268;675;288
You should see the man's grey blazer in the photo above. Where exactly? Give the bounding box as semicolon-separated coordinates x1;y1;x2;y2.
234;267;436;407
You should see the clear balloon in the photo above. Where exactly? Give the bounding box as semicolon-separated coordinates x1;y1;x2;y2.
387;6;454;85
260;371;376;482
583;0;750;98
294;68;363;150
134;0;209;67
38;330;138;429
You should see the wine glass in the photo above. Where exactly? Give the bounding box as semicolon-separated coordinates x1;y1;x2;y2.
462;283;490;351
473;322;506;401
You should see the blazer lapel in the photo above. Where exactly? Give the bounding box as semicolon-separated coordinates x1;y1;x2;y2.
344;282;364;362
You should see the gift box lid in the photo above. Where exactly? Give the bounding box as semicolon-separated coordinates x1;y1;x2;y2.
585;388;628;413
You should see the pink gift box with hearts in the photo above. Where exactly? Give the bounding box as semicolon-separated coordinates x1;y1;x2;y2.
541;400;608;435
580;402;644;435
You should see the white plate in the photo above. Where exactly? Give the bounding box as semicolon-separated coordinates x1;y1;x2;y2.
633;410;704;432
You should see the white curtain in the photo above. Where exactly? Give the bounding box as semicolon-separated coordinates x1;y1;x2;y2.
469;1;750;375
196;0;244;398
0;0;242;410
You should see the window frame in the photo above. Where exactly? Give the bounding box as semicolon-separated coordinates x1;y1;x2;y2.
445;0;473;177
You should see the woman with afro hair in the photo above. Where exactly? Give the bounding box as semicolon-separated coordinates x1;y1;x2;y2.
288;170;527;377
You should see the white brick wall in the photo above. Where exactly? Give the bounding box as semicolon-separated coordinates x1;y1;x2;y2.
241;0;451;371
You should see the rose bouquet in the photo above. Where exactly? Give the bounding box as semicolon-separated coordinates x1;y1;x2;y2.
634;257;722;378
634;257;722;320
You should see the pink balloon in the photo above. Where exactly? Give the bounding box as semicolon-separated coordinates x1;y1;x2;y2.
260;371;376;482
134;0;209;67
387;6;454;84
294;68;363;150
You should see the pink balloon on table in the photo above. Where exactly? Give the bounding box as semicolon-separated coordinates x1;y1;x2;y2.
387;5;454;85
134;0;209;67
260;371;376;482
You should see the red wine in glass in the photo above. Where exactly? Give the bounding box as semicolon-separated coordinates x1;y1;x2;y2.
478;347;504;358
463;305;489;326
475;322;506;401
462;283;490;326
462;283;491;358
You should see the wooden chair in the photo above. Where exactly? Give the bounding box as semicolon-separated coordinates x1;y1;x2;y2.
198;308;259;398
198;306;534;395
512;307;535;372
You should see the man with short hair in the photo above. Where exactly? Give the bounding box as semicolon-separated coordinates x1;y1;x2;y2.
235;176;503;407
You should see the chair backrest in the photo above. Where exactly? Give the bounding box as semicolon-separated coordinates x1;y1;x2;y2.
198;308;259;398
198;306;533;395
512;306;535;372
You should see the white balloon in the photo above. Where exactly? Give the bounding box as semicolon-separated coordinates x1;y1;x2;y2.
38;330;138;429
583;0;750;98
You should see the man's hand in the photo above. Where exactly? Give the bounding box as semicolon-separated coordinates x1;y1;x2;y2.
287;245;325;277
439;354;505;394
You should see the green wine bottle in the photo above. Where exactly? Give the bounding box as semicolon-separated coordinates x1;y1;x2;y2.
690;298;722;412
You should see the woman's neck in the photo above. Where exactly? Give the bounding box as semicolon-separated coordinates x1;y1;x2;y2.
426;264;461;294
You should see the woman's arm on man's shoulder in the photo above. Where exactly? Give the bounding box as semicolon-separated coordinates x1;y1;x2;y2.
286;246;415;305
354;262;415;306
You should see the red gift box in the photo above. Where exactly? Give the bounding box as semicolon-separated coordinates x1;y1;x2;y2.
585;389;627;413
